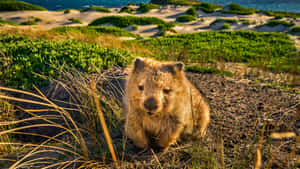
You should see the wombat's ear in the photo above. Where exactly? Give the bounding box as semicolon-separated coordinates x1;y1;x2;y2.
174;62;184;71
133;57;145;72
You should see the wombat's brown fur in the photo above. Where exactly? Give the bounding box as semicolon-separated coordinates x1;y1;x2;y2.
124;58;210;150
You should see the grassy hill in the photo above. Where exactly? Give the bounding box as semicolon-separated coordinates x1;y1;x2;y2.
0;0;47;11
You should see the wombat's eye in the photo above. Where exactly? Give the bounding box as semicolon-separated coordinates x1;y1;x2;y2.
163;89;172;94
138;85;144;91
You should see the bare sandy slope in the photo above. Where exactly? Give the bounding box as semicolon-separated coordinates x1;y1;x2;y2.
0;5;299;38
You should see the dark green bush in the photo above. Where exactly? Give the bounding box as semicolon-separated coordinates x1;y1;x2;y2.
80;6;111;13
0;17;18;26
176;15;196;22
0;35;133;90
167;0;200;5
120;6;136;13
194;2;222;13
222;23;231;29
69;18;83;24
0;0;47;11
20;20;37;25
137;3;160;13
89;16;166;27
186;7;197;16
158;22;177;32
210;18;238;26
128;2;136;6
290;26;300;33
263;10;300;18
265;20;295;27
224;3;257;15
51;26;137;37
64;8;71;14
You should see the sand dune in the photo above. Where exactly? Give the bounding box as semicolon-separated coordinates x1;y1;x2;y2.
0;5;299;38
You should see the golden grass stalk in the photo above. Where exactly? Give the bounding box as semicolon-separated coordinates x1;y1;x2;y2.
254;149;262;169
90;81;119;168
151;149;163;169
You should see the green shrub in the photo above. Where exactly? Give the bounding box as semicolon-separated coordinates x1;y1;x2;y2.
185;65;233;76
136;30;298;73
137;3;160;13
0;0;47;11
89;16;166;27
0;17;19;26
119;6;136;13
20;20;37;25
128;2;136;6
176;15;197;22
194;2;222;13
263;10;300;18
224;3;257;15
0;35;133;90
186;7;197;16
51;26;137;37
64;8;71;14
265;20;295;27
69;18;83;24
167;0;200;5
158;22;177;32
210;18;238;26
132;24;138;31
222;23;231;29
239;19;252;25
290;26;300;33
33;17;42;22
80;6;111;13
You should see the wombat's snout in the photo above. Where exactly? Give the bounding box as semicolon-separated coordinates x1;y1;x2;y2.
144;97;158;112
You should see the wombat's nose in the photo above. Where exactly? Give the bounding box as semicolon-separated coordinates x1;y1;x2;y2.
144;97;158;111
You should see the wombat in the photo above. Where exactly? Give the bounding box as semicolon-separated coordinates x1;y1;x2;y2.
124;57;210;150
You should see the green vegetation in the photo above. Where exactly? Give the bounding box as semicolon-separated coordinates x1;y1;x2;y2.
132;24;138;30
222;23;231;29
186;7;197;16
210;18;238;26
263;10;300;18
264;20;295;27
185;65;233;76
89;16;166;27
158;22;177;32
224;3;258;15
240;19;253;25
290;26;300;33
128;2;136;6
32;17;42;22
0;17;18;26
136;30;298;73
0;35;133;90
137;3;160;13
167;0;200;5
119;6;136;13
64;8;71;14
0;0;47;11
176;14;197;22
20;20;37;25
194;2;223;13
80;6;111;13
69;18;83;24
52;26;137;37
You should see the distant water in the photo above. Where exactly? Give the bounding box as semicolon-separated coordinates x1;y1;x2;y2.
22;0;300;13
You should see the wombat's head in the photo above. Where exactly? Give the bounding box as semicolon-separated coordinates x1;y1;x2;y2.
128;57;185;116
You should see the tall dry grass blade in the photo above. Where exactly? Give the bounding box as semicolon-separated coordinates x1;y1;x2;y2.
32;85;89;159
270;132;296;139
254;149;262;169
91;81;119;168
151;149;163;169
